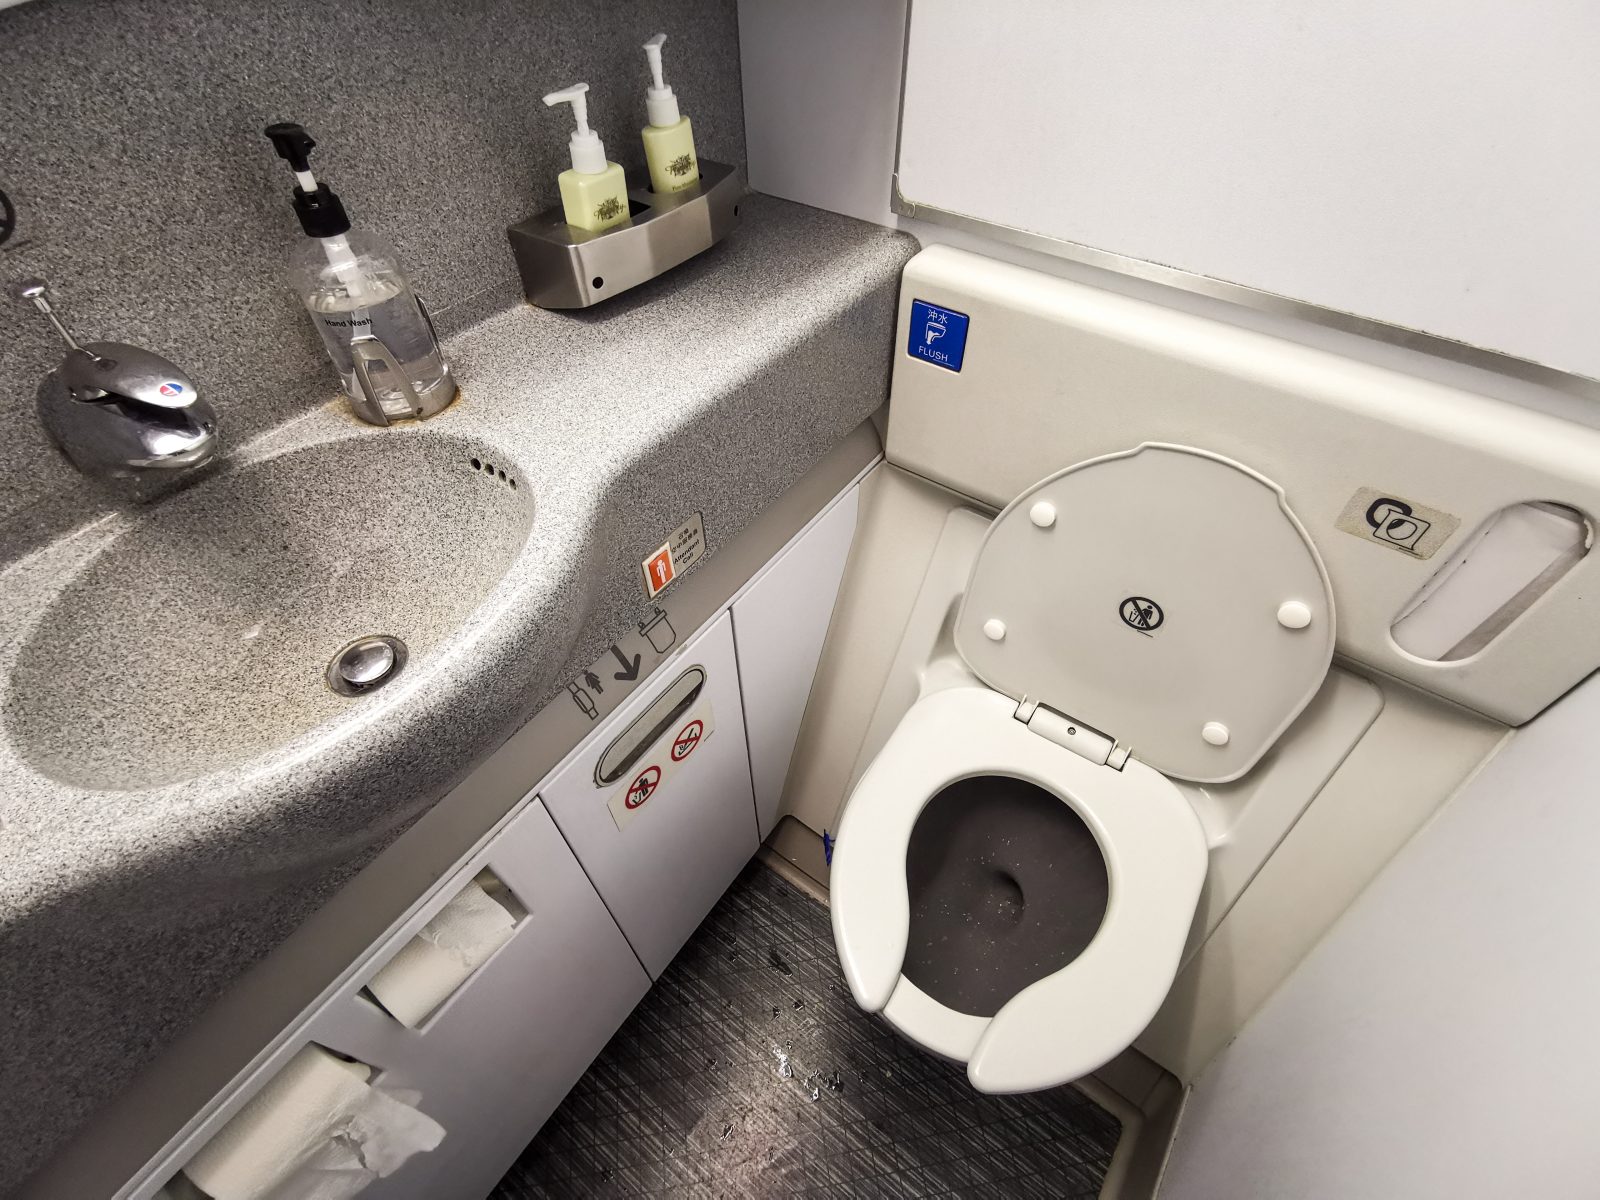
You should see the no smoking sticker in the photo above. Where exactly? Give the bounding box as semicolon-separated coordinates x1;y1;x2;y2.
671;719;703;762
607;701;715;831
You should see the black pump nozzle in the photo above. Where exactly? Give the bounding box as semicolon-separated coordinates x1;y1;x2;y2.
264;122;317;174
263;121;350;239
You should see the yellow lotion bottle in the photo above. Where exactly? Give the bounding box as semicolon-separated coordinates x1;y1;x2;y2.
640;33;700;194
542;82;630;233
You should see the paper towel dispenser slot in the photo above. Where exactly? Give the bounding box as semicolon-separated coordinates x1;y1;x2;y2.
361;868;526;1030
173;1043;444;1199
1391;501;1591;662
594;666;707;786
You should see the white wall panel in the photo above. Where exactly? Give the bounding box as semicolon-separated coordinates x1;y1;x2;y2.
1163;672;1600;1199
898;0;1600;380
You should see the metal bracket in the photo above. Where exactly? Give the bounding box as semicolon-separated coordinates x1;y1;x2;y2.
348;335;424;426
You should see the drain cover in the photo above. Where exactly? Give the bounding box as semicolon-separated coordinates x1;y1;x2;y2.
328;635;407;696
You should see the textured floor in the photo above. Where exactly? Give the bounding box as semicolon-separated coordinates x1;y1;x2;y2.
490;862;1121;1199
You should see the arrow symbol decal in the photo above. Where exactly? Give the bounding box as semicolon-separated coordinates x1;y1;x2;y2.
610;643;642;682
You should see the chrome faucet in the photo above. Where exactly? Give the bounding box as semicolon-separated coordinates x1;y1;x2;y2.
11;277;218;478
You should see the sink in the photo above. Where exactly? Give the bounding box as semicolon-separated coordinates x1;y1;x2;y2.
4;433;534;791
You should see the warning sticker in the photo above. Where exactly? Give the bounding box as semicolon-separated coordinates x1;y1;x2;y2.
671;719;704;762
607;702;715;831
1335;488;1460;560
624;765;661;809
643;512;706;599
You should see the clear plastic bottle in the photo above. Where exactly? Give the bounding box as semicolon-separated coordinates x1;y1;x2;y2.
290;230;455;422
265;122;457;425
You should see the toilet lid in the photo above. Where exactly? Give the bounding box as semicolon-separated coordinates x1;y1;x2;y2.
954;443;1334;783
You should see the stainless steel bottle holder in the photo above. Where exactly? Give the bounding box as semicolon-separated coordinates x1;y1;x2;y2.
506;160;741;310
345;295;455;427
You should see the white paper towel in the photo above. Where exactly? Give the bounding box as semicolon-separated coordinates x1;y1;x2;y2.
182;1045;444;1200
365;877;517;1027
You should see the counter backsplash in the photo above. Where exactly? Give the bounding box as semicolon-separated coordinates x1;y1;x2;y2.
0;0;745;554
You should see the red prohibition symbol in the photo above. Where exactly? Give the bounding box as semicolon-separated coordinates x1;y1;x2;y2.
626;765;661;809
671;719;704;762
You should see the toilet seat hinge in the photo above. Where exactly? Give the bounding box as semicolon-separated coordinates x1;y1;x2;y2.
1014;698;1130;770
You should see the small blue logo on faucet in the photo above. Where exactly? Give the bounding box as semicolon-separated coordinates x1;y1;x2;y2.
908;300;968;372
158;382;185;397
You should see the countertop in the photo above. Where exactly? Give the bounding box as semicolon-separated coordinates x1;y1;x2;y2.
0;193;916;1195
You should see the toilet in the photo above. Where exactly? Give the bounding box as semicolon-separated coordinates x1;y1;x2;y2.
831;442;1336;1093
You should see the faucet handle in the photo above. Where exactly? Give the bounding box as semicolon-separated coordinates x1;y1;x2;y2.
10;277;48;302
11;276;86;353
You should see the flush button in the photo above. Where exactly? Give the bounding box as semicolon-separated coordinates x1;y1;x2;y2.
983;618;1007;642
1201;721;1230;746
1029;501;1057;529
1277;600;1313;629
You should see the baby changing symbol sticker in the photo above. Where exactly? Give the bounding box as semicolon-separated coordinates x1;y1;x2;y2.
1336;487;1460;560
607;700;716;831
908;299;969;372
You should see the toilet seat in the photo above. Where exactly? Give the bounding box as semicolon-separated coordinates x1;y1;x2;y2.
830;443;1336;1093
832;685;1207;1093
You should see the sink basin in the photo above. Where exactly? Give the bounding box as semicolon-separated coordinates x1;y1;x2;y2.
5;433;534;791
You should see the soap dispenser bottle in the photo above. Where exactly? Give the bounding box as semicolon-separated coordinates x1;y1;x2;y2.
264;122;456;426
640;33;700;194
543;84;631;233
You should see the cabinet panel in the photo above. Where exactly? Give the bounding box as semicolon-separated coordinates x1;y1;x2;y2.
150;800;648;1200
341;800;648;1199
732;483;861;838
540;611;757;977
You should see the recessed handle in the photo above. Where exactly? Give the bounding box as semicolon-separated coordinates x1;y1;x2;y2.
594;666;706;786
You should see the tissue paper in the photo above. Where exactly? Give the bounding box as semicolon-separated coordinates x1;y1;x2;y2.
366;878;517;1027
182;1045;444;1200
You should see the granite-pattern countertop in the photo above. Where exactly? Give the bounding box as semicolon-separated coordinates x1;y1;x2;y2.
0;193;916;1195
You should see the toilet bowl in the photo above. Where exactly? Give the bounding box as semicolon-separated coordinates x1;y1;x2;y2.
831;442;1335;1093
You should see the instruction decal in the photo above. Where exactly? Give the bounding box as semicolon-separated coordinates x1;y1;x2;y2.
908;300;968;372
565;607;678;723
1336;488;1460;559
608;702;715;831
610;643;642;682
644;512;706;599
638;605;675;653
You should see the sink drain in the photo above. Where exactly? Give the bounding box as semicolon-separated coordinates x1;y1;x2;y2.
327;635;407;696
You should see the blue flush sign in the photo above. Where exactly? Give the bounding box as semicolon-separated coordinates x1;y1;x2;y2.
908;300;969;372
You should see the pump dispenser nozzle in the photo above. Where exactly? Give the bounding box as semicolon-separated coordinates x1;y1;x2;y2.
263;121;350;238
543;83;608;175
642;34;680;127
265;123;316;177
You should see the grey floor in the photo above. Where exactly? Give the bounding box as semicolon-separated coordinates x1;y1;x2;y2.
490;862;1122;1199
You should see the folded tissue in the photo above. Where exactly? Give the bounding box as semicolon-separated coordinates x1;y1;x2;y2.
182;1045;444;1200
365;877;518;1027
